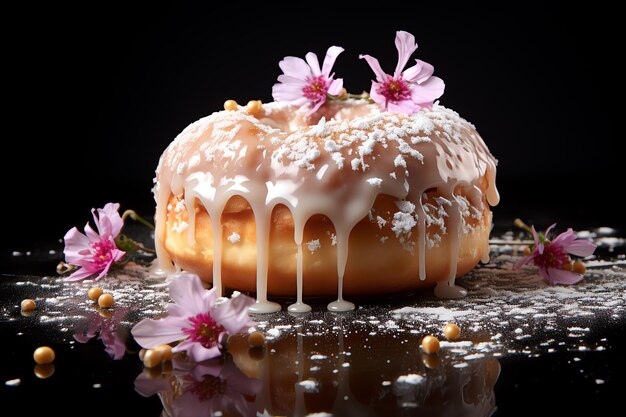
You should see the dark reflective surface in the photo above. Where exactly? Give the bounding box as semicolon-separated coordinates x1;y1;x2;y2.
0;224;624;416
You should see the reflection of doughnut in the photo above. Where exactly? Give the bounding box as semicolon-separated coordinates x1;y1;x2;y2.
226;331;501;417
154;100;499;311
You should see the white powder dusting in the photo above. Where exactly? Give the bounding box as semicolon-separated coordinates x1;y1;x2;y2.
396;374;424;385
5;379;20;386
307;239;321;253
366;177;383;188
227;232;241;244
298;379;319;393
172;221;188;233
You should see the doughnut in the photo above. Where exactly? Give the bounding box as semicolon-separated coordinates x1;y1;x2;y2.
153;100;499;312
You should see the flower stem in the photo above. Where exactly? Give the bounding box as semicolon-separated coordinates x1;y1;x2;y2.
513;218;534;235
122;210;155;230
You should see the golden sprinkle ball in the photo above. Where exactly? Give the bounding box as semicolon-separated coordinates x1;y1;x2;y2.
98;293;114;308
155;344;173;361
33;346;55;365
246;100;263;116
573;260;586;274
88;287;103;301
21;299;36;311
143;349;164;369
421;335;440;354
34;363;55;379
224;100;238;111
422;353;441;369
443;323;461;340
248;331;266;348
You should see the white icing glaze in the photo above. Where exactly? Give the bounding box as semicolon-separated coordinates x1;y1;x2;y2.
153;100;499;312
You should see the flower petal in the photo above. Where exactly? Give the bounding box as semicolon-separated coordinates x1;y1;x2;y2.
531;226;540;246
305;52;321;77
84;223;100;243
327;78;343;97
272;80;307;103
321;46;344;77
410;76;445;105
387;99;421;115
403;59;434;83
97;203;123;237
544;223;557;239
536;243;545;255
131;316;188;348
174;339;222;362
169;273;208;315
66;267;96;281
360;54;387;82
63;227;90;263
368;81;387;107
543;267;583;285
134;373;171;397
94;259;115;280
278;56;311;80
394;30;418;77
190;359;224;380
212;293;256;335
513;253;535;270
564;240;597;257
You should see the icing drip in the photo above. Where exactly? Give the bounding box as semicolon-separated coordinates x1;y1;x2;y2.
288;243;312;313
154;100;499;312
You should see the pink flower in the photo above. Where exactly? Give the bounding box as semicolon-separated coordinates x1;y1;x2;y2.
360;31;445;114
74;308;128;360
135;357;261;417
513;224;597;285
272;45;344;113
63;202;126;281
131;273;255;362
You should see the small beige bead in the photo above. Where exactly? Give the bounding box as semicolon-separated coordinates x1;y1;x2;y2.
443;323;461;340
21;299;36;311
573;260;586;275
34;363;55;379
155;344;173;361
143;349;164;369
34;346;55;364
421;335;440;354
224;99;238;111
248;331;265;348
98;293;114;308
138;348;147;361
246;100;263;116
88;287;103;301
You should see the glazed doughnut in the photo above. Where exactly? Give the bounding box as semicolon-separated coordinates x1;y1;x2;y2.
153;100;499;312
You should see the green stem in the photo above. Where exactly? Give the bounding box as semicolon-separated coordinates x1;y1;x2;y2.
122;210;155;230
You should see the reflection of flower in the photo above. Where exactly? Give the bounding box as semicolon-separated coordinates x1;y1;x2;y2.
360;31;444;114
74;308;128;359
272;46;344;113
63;202;125;281
514;224;597;284
131;274;255;362
135;357;261;417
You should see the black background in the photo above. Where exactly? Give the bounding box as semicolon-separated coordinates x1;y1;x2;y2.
1;3;621;251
